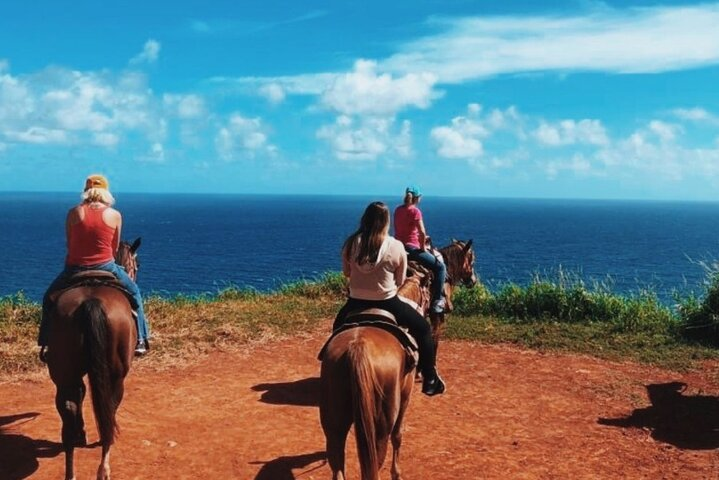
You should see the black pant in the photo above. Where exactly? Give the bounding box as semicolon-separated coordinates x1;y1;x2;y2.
333;295;436;376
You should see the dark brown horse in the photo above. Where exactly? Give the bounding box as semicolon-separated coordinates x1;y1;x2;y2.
319;270;430;480
45;238;141;480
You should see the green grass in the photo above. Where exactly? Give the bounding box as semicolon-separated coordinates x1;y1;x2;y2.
2;270;719;378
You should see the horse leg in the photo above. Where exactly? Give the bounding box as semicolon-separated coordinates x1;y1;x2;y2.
75;382;88;447
321;394;351;480
429;312;444;356
96;375;125;480
320;364;352;480
97;444;111;480
55;382;84;480
325;424;350;480
390;376;413;480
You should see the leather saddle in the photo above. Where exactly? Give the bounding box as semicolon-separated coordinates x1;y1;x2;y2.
317;308;419;370
47;270;133;304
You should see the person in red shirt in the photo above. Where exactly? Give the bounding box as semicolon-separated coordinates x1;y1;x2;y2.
394;185;448;313
38;174;149;359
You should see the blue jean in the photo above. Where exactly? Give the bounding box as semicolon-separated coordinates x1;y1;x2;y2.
406;248;447;303
38;261;149;346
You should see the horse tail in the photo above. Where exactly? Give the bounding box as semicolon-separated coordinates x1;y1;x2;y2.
347;337;382;480
77;298;117;445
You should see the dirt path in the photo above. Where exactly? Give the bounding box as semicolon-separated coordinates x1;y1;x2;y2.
1;327;718;479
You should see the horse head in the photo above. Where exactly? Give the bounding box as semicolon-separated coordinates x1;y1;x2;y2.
400;261;432;314
115;237;141;281
440;239;477;288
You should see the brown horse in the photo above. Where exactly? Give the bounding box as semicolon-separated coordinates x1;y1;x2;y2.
428;239;477;352
319;271;430;480
45;238;141;480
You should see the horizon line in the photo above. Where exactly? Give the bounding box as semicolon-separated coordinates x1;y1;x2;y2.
1;190;719;204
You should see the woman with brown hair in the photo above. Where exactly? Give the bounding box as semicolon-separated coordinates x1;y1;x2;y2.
333;201;445;396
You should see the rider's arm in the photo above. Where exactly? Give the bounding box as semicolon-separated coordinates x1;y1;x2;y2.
395;245;407;287
417;218;428;251
113;212;122;254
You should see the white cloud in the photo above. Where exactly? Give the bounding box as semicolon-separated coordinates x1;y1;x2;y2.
534;119;609;146
259;83;286;104
211;72;338;97
320;60;439;116
545;154;596;179
431;126;483;159
431;104;523;160
649;120;681;143
381;4;719;83
0;64;168;156
0;69;35;125
316;115;412;162
149;142;165;162
395;120;412;158
130;39;161;65
215;113;276;161
163;94;207;119
672;107;719;126
5;127;68;144
93;132;119;148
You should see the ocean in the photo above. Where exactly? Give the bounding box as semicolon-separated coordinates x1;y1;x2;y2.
2;192;719;303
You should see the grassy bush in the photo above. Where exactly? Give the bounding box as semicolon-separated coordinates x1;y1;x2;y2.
2;268;719;378
678;272;719;346
453;274;676;334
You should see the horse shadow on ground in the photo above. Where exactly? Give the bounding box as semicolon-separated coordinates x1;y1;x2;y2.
0;412;62;479
251;377;320;407
251;450;326;480
598;381;719;450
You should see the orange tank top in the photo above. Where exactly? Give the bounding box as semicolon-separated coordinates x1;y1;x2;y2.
66;205;117;266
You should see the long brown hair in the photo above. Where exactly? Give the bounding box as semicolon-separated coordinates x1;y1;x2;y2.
343;202;390;265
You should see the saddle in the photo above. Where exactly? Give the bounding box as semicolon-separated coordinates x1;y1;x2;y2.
47;270;133;304
317;308;419;370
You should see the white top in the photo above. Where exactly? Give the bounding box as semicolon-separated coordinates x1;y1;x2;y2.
343;235;407;300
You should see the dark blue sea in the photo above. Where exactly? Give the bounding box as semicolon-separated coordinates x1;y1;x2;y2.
2;193;719;303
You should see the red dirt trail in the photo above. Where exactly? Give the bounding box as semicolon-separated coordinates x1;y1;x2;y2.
1;328;718;479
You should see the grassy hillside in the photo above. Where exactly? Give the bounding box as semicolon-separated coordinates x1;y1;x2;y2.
2;271;719;379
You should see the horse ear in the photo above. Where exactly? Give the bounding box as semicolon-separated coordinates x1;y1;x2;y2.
451;237;458;244
130;237;142;253
462;239;473;253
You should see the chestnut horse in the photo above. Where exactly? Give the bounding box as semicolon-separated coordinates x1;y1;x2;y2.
319;270;430;480
429;239;477;352
45;238;141;480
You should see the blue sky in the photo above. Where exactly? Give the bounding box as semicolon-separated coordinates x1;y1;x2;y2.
0;0;718;199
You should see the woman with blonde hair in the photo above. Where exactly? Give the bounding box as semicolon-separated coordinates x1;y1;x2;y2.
333;201;445;396
38;174;150;359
